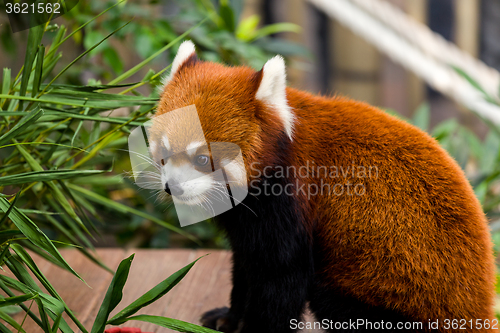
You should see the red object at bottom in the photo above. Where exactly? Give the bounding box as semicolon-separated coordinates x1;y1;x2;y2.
105;328;153;333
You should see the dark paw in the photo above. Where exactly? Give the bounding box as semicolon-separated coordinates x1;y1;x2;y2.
200;307;240;332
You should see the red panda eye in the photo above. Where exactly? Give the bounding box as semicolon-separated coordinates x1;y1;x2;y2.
195;155;209;166
160;159;165;166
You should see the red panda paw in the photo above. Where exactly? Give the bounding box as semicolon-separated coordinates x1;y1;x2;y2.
200;307;240;332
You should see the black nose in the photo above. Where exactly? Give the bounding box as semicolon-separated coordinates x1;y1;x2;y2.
165;180;184;196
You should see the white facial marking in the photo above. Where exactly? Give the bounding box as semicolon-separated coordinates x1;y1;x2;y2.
255;55;295;141
161;160;212;204
186;141;205;157
162;136;171;150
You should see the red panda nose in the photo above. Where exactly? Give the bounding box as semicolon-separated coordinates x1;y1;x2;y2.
165;180;184;196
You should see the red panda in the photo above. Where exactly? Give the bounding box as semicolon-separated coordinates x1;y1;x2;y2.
150;40;497;332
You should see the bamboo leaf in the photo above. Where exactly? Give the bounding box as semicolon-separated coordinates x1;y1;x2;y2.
1;68;11;107
412;102;430;132
42;20;133;94
0;279;43;329
118;314;221;333
0;94;156;109
31;45;45;98
0;311;27;333
0;169;105;186
253;22;301;40
0;293;37;308
91;254;135;333
8;245;82;333
19;25;44;110
108;18;207;85
45;0;128;59
16;144;91;233
219;0;235;32
0;190;20;227
0;197;85;284
453;66;489;97
0;108;43;146
108;255;207;325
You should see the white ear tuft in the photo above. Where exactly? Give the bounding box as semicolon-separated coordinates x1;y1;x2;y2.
255;55;295;140
158;40;196;92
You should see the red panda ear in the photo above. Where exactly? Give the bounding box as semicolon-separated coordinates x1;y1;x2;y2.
255;55;295;141
159;40;197;90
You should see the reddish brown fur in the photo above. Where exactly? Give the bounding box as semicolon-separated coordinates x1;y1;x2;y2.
157;59;497;332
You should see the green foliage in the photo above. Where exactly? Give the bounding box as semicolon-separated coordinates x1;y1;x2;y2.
0;0;307;331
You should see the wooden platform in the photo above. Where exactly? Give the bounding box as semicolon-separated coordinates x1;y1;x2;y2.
7;249;321;333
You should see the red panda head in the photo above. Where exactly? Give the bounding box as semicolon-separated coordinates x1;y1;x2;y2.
148;40;294;205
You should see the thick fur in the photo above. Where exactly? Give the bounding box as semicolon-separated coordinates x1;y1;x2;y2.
156;51;497;332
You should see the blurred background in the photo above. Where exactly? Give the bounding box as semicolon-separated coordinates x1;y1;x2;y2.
1;0;499;253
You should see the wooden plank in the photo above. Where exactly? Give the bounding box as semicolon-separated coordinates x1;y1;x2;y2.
405;0;427;113
455;0;480;57
330;21;381;105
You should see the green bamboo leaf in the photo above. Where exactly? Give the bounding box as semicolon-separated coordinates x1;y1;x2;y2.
0;108;44;146
44;110;145;126
219;0;235;32
235;15;259;41
0;319;15;333
46;24;66;61
118;314;221;333
10;245;64;305
0;169;105;186
45;198;95;250
1;68;11;107
31;45;45;98
0;197;85;284
19;239;67;269
4;255;69;323
0;279;43;329
0;190;20;227
412;102;430;132
41;20;133;95
45;0;128;59
41;52;62;83
253;22;301;40
19;25;44;110
432;118;458;142
8;245;82;333
0;311;27;333
43;82;138;92
0;230;23;243
108;255;207;325
35;296;52;333
16;144;91;234
91;254;135;333
52;310;64;333
0;246;10;265
45;88;157;100
108;18;208;85
452;65;488;97
0;93;156;109
0;293;37;308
